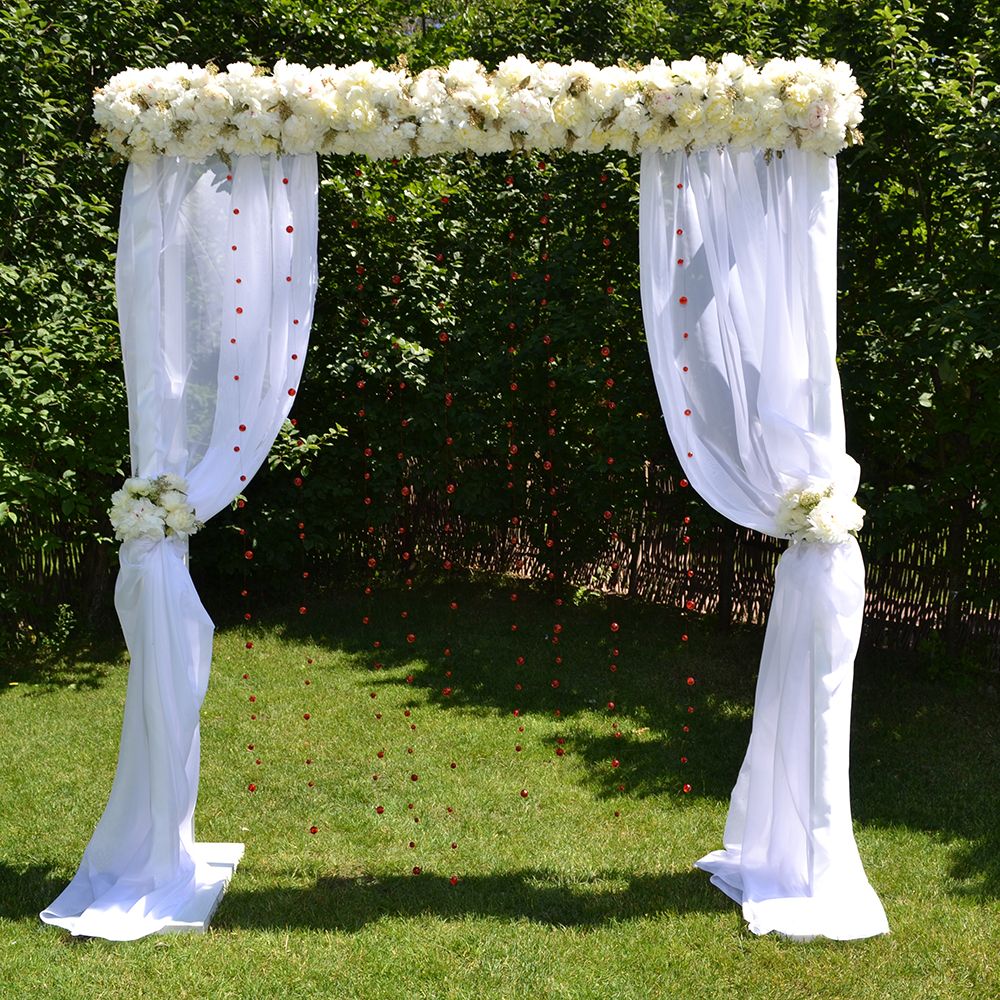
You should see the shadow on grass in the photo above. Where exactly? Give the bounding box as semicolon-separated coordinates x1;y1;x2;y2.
0;635;125;697
216;865;731;932
270;579;760;805
249;580;1000;903
850;650;1000;902
0;862;65;921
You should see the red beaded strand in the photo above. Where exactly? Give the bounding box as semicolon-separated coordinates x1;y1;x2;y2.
674;166;698;797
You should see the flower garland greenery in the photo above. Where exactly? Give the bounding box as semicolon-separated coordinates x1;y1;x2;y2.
94;54;863;163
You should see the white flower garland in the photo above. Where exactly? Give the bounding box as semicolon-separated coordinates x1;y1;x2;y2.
109;474;203;543
775;480;865;545
93;54;864;163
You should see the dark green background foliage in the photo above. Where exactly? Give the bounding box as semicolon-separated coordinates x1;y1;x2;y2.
1;1;997;649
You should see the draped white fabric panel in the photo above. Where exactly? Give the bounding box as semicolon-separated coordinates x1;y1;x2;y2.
41;153;319;940
639;148;888;940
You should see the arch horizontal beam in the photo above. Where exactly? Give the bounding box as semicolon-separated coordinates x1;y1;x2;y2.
95;55;863;164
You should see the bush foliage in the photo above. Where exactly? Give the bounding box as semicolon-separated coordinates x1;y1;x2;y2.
1;0;997;649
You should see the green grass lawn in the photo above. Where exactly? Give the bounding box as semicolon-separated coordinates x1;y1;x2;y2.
1;580;997;999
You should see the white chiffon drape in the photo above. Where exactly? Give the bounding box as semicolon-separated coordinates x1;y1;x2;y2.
40;153;319;940
639;148;888;940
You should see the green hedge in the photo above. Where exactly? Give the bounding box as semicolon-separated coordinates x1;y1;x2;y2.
1;1;997;651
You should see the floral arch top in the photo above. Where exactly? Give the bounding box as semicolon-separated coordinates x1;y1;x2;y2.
94;54;864;163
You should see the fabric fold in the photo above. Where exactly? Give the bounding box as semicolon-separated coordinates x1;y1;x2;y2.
41;153;319;940
695;538;888;939
41;538;211;940
639;147;887;939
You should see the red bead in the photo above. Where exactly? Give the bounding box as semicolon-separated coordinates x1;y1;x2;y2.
310;825;318;834
678;296;688;305
286;225;294;233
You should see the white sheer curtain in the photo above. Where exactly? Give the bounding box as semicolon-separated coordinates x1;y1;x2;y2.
41;153;319;940
639;148;889;940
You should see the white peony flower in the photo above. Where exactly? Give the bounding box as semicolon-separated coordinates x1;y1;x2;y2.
124;477;153;496
158;489;188;512
165;507;200;539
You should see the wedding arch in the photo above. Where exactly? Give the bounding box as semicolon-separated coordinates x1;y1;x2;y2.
40;54;888;942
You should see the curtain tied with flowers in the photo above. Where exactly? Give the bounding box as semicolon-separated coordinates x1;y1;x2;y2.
639;147;888;940
41;153;318;941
